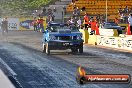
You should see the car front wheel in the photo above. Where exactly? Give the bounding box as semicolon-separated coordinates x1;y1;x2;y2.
71;47;78;54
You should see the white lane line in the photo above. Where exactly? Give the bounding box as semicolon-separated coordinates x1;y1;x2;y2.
0;57;17;76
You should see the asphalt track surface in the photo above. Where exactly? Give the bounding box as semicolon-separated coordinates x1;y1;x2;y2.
0;30;132;88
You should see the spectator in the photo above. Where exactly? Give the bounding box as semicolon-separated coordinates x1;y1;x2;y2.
63;6;66;15
118;8;122;15
83;13;89;29
47;8;52;15
1;18;8;35
81;7;85;11
51;14;55;22
73;7;77;17
96;14;101;23
32;17;38;31
53;7;56;12
114;17;119;24
77;17;81;28
69;17;74;25
124;6;129;13
72;0;75;4
128;13;132;34
90;19;96;35
67;17;71;25
37;17;45;32
76;7;80;17
48;12;54;22
42;7;46;15
120;14;124;23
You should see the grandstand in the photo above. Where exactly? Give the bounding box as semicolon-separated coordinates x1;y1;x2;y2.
66;0;132;20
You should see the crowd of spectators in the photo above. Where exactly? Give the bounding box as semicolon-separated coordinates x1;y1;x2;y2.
32;0;132;35
118;6;132;23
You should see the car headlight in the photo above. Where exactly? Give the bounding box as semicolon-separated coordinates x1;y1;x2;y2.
49;35;56;40
77;35;82;40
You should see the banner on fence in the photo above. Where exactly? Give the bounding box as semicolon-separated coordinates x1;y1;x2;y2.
0;18;19;30
19;18;34;30
97;36;132;50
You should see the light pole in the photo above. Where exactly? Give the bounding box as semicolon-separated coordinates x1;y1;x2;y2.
105;0;108;22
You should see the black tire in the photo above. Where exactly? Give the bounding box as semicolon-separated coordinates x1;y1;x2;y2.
42;43;46;53
71;47;78;54
79;43;83;53
46;43;50;55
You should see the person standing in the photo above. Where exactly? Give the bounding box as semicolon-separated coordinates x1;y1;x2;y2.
38;17;45;32
63;6;66;15
90;19;96;35
83;13;89;29
1;18;8;35
124;6;129;13
32;17;38;31
77;17;82;28
114;17;119;24
76;7;80;17
69;17;74;24
128;13;132;34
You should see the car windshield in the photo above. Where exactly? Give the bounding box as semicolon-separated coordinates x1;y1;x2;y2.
103;22;118;28
110;23;118;26
48;23;79;32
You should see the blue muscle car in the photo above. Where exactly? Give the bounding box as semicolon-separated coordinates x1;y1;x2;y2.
42;22;83;55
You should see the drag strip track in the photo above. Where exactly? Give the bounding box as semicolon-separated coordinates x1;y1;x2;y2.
0;43;131;88
0;31;131;88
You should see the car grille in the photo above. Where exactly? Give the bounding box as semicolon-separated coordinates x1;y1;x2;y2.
59;36;71;40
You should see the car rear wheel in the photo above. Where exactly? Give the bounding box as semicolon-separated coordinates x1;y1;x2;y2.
46;43;50;55
79;43;83;53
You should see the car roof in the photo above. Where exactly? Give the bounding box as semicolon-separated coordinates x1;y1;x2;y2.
103;22;119;25
104;22;116;24
48;22;66;27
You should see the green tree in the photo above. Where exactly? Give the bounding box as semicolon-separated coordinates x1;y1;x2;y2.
0;0;53;17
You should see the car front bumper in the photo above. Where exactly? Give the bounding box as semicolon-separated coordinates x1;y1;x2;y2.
47;40;83;50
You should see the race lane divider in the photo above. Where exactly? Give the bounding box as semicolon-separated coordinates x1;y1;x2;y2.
76;67;131;84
